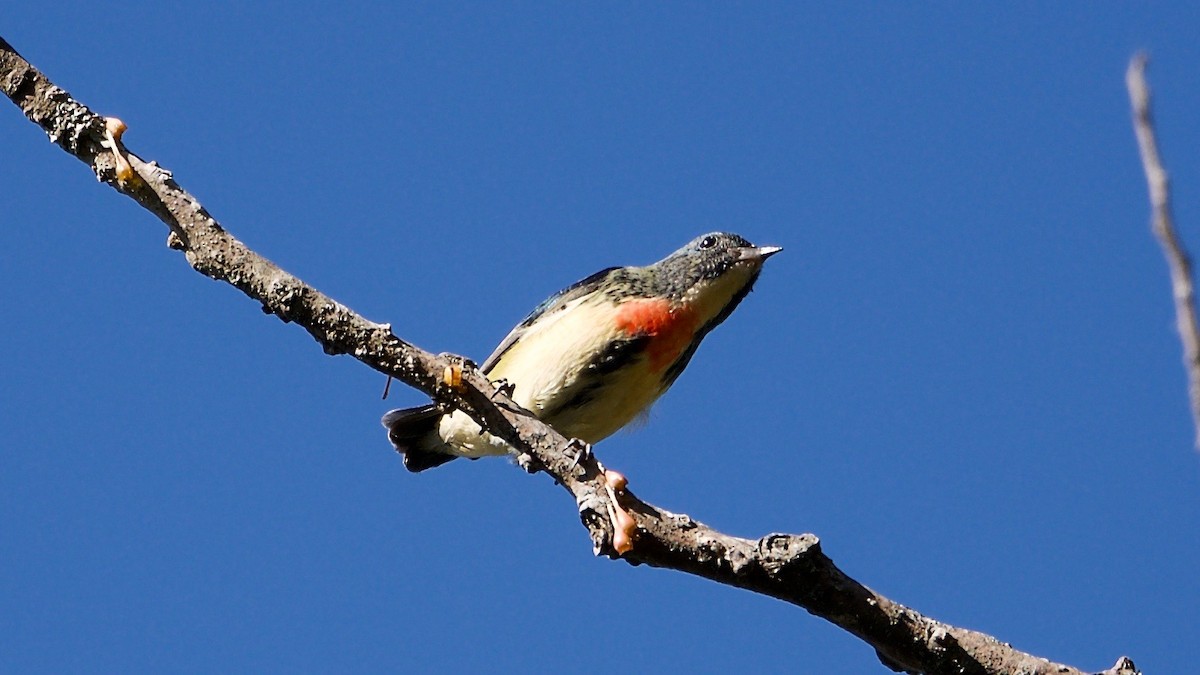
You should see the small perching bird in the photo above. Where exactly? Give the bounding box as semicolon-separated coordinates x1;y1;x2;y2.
382;232;781;472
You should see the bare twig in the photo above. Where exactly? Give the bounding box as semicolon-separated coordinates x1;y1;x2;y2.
1126;53;1200;448
0;36;1138;675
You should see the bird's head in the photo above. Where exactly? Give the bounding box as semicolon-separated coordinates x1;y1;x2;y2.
651;232;782;307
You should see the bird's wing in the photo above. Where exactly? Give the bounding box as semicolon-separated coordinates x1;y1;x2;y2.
481;266;622;374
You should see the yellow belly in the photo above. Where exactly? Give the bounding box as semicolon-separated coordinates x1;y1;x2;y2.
438;296;667;457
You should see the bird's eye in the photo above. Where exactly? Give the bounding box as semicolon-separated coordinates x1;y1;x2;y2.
698;235;717;250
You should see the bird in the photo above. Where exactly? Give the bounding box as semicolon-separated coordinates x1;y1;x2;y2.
382;232;781;473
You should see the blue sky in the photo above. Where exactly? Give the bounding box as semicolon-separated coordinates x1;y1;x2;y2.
4;4;1199;673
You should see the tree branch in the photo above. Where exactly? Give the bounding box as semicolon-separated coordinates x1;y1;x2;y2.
1126;53;1200;449
1;36;1137;675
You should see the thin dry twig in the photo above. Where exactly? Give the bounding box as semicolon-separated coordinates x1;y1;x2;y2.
1126;53;1200;449
1;36;1139;675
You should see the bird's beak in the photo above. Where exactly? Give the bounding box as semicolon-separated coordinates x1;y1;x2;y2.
738;245;783;262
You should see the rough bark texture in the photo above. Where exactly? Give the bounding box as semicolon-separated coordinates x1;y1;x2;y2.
1;36;1138;675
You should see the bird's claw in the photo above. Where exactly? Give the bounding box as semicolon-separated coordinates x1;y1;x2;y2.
564;438;592;470
491;378;515;399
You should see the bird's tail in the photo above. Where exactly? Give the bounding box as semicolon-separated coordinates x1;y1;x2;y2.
381;404;459;472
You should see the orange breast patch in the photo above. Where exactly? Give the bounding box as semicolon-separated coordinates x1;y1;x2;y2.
614;299;699;371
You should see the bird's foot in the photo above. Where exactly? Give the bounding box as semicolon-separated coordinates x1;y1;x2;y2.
602;468;635;555
564;438;592;470
490;378;516;399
